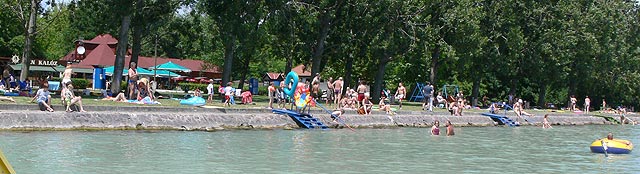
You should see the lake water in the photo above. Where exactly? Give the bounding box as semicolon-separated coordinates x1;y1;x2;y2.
0;125;637;174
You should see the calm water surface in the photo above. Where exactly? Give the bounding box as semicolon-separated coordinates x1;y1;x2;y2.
0;125;638;174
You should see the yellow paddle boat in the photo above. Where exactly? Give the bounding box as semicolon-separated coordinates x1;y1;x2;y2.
590;138;633;154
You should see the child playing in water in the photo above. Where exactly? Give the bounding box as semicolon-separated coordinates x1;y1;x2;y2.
331;109;344;123
431;120;440;135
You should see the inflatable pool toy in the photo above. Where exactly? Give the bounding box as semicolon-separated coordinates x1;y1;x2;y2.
293;84;313;108
590;138;633;154
180;96;206;106
283;72;299;98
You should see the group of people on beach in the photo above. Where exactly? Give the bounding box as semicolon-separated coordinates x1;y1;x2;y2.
45;62;157;110
99;62;156;104
29;65;87;112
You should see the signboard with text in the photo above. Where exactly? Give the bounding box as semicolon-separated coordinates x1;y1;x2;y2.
11;55;58;66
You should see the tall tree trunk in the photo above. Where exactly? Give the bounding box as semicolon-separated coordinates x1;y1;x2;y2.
343;54;354;96
344;45;364;96
221;35;236;86
509;79;517;98
111;15;131;94
429;45;440;84
472;77;480;107
310;14;330;79
371;58;390;104
237;56;250;90
130;0;144;64
567;62;577;108
285;20;294;74
538;82;547;108
285;54;292;73
284;53;292;73
130;25;142;65
19;0;38;81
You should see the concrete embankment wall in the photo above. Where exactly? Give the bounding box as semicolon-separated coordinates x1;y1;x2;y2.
0;107;634;131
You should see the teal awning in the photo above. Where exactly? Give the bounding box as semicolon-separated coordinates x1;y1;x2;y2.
149;61;191;72
10;64;65;72
104;66;180;77
151;69;181;77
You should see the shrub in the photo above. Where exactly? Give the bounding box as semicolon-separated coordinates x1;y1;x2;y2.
257;86;268;95
48;77;89;89
178;83;208;93
72;78;89;89
120;81;127;91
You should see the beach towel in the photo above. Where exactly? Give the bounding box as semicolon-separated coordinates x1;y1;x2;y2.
180;96;206;106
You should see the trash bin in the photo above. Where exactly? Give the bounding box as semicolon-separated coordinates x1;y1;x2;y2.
249;78;258;94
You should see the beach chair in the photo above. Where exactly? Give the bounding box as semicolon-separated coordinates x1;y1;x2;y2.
18;81;33;96
409;83;425;102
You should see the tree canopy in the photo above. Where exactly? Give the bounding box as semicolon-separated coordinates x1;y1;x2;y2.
2;0;639;108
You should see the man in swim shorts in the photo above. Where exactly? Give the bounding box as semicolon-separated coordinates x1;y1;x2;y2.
326;77;334;106
357;81;367;107
395;83;406;109
128;62;139;100
333;77;343;107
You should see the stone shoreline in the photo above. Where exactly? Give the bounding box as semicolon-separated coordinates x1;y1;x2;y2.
0;104;635;131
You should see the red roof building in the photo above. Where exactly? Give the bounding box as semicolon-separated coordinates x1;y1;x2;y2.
59;34;221;78
263;72;284;82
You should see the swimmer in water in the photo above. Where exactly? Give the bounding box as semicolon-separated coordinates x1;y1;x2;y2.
431;120;440;135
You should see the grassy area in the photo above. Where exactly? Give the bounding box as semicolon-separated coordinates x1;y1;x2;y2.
5;92;554;114
5;92;441;111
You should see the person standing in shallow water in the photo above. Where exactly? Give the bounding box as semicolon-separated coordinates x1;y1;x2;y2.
542;114;552;129
431;120;440;135
446;120;455;136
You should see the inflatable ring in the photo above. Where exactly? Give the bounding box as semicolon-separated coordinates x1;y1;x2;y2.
283;72;299;98
590;138;633;154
